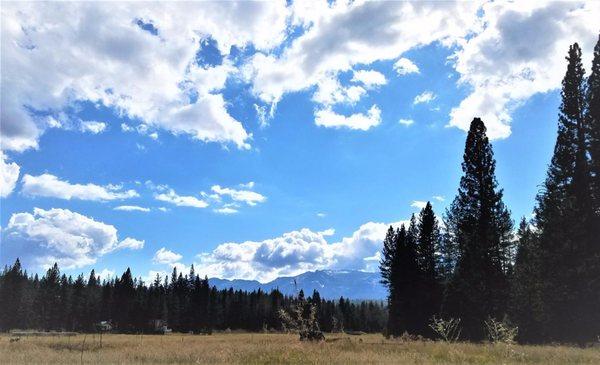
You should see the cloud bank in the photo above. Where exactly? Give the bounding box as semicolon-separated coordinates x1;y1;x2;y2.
1;208;143;269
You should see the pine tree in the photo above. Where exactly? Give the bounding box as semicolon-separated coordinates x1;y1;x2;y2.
585;33;600;342
590;35;600;209
380;225;398;336
0;259;27;330
510;218;543;343
535;43;593;343
39;263;62;330
416;202;442;336
443;117;513;341
379;226;397;289
396;218;421;335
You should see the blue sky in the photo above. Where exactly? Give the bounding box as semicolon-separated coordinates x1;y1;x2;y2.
1;1;598;282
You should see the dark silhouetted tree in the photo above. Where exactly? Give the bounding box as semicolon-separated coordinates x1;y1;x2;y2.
534;43;594;343
443;117;513;341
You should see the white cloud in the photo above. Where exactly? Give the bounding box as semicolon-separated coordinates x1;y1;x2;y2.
211;185;266;206
214;207;239;215
413;91;436;105
398;118;415;126
1;207;143;269
246;1;480;130
448;1;600;139
2;2;597;149
153;247;183;264
314;105;381;131
1;152;20;198
96;269;116;280
316;212;326;218
433;195;445;202
155;188;208;208
121;123;134;132
158;207;170;212
351;70;387;88
312;76;366;107
114;205;151;212
248;1;479;105
411;200;427;209
239;182;255;189
394;57;420;75
195;220;407;282
21;173;138;201
318;228;335;236
79;121;107;134
1;2;291;151
118;237;145;250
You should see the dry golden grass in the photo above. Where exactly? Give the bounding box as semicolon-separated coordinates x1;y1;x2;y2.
1;332;599;364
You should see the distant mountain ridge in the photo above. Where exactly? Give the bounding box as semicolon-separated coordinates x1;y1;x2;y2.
208;270;386;300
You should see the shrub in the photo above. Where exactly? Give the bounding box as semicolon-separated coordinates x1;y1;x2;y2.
484;317;518;344
279;302;324;342
429;315;461;342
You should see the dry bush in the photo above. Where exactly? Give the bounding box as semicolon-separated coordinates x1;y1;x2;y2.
484;317;518;344
278;302;324;342
429;315;461;342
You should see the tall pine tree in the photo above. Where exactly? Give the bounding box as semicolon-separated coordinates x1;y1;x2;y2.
534;43;593;343
585;33;600;342
416;202;442;336
443;117;513;341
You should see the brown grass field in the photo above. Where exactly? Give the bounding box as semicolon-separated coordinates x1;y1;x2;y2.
1;332;599;364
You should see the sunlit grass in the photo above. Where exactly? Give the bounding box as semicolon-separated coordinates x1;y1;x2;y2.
1;332;599;364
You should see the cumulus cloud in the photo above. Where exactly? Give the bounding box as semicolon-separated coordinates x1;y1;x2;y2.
314;105;381;131
1;208;143;269
2;1;597;149
195;220;407;282
351;70;387;88
79;121;107;134
248;1;479;104
394;57;420;75
97;269;116;280
247;1;479;129
155;188;209;208
448;1;600;139
398;118;415;126
211;185;266;206
413;91;436;105
411;200;427;209
0;2;291;151
153;247;183;264
118;237;145;250
312;76;366;107
114;205;151;212
21;173;139;201
1;152;20;198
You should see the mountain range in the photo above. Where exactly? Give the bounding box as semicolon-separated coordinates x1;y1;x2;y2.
208;270;386;300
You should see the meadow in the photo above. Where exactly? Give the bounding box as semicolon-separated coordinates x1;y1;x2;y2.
1;332;599;364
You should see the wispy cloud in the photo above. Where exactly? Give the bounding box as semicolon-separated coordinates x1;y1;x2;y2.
413;91;436;105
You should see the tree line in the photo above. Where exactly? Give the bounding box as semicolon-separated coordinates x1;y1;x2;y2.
380;35;600;344
0;260;386;334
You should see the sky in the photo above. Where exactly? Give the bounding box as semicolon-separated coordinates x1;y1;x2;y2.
1;1;599;283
